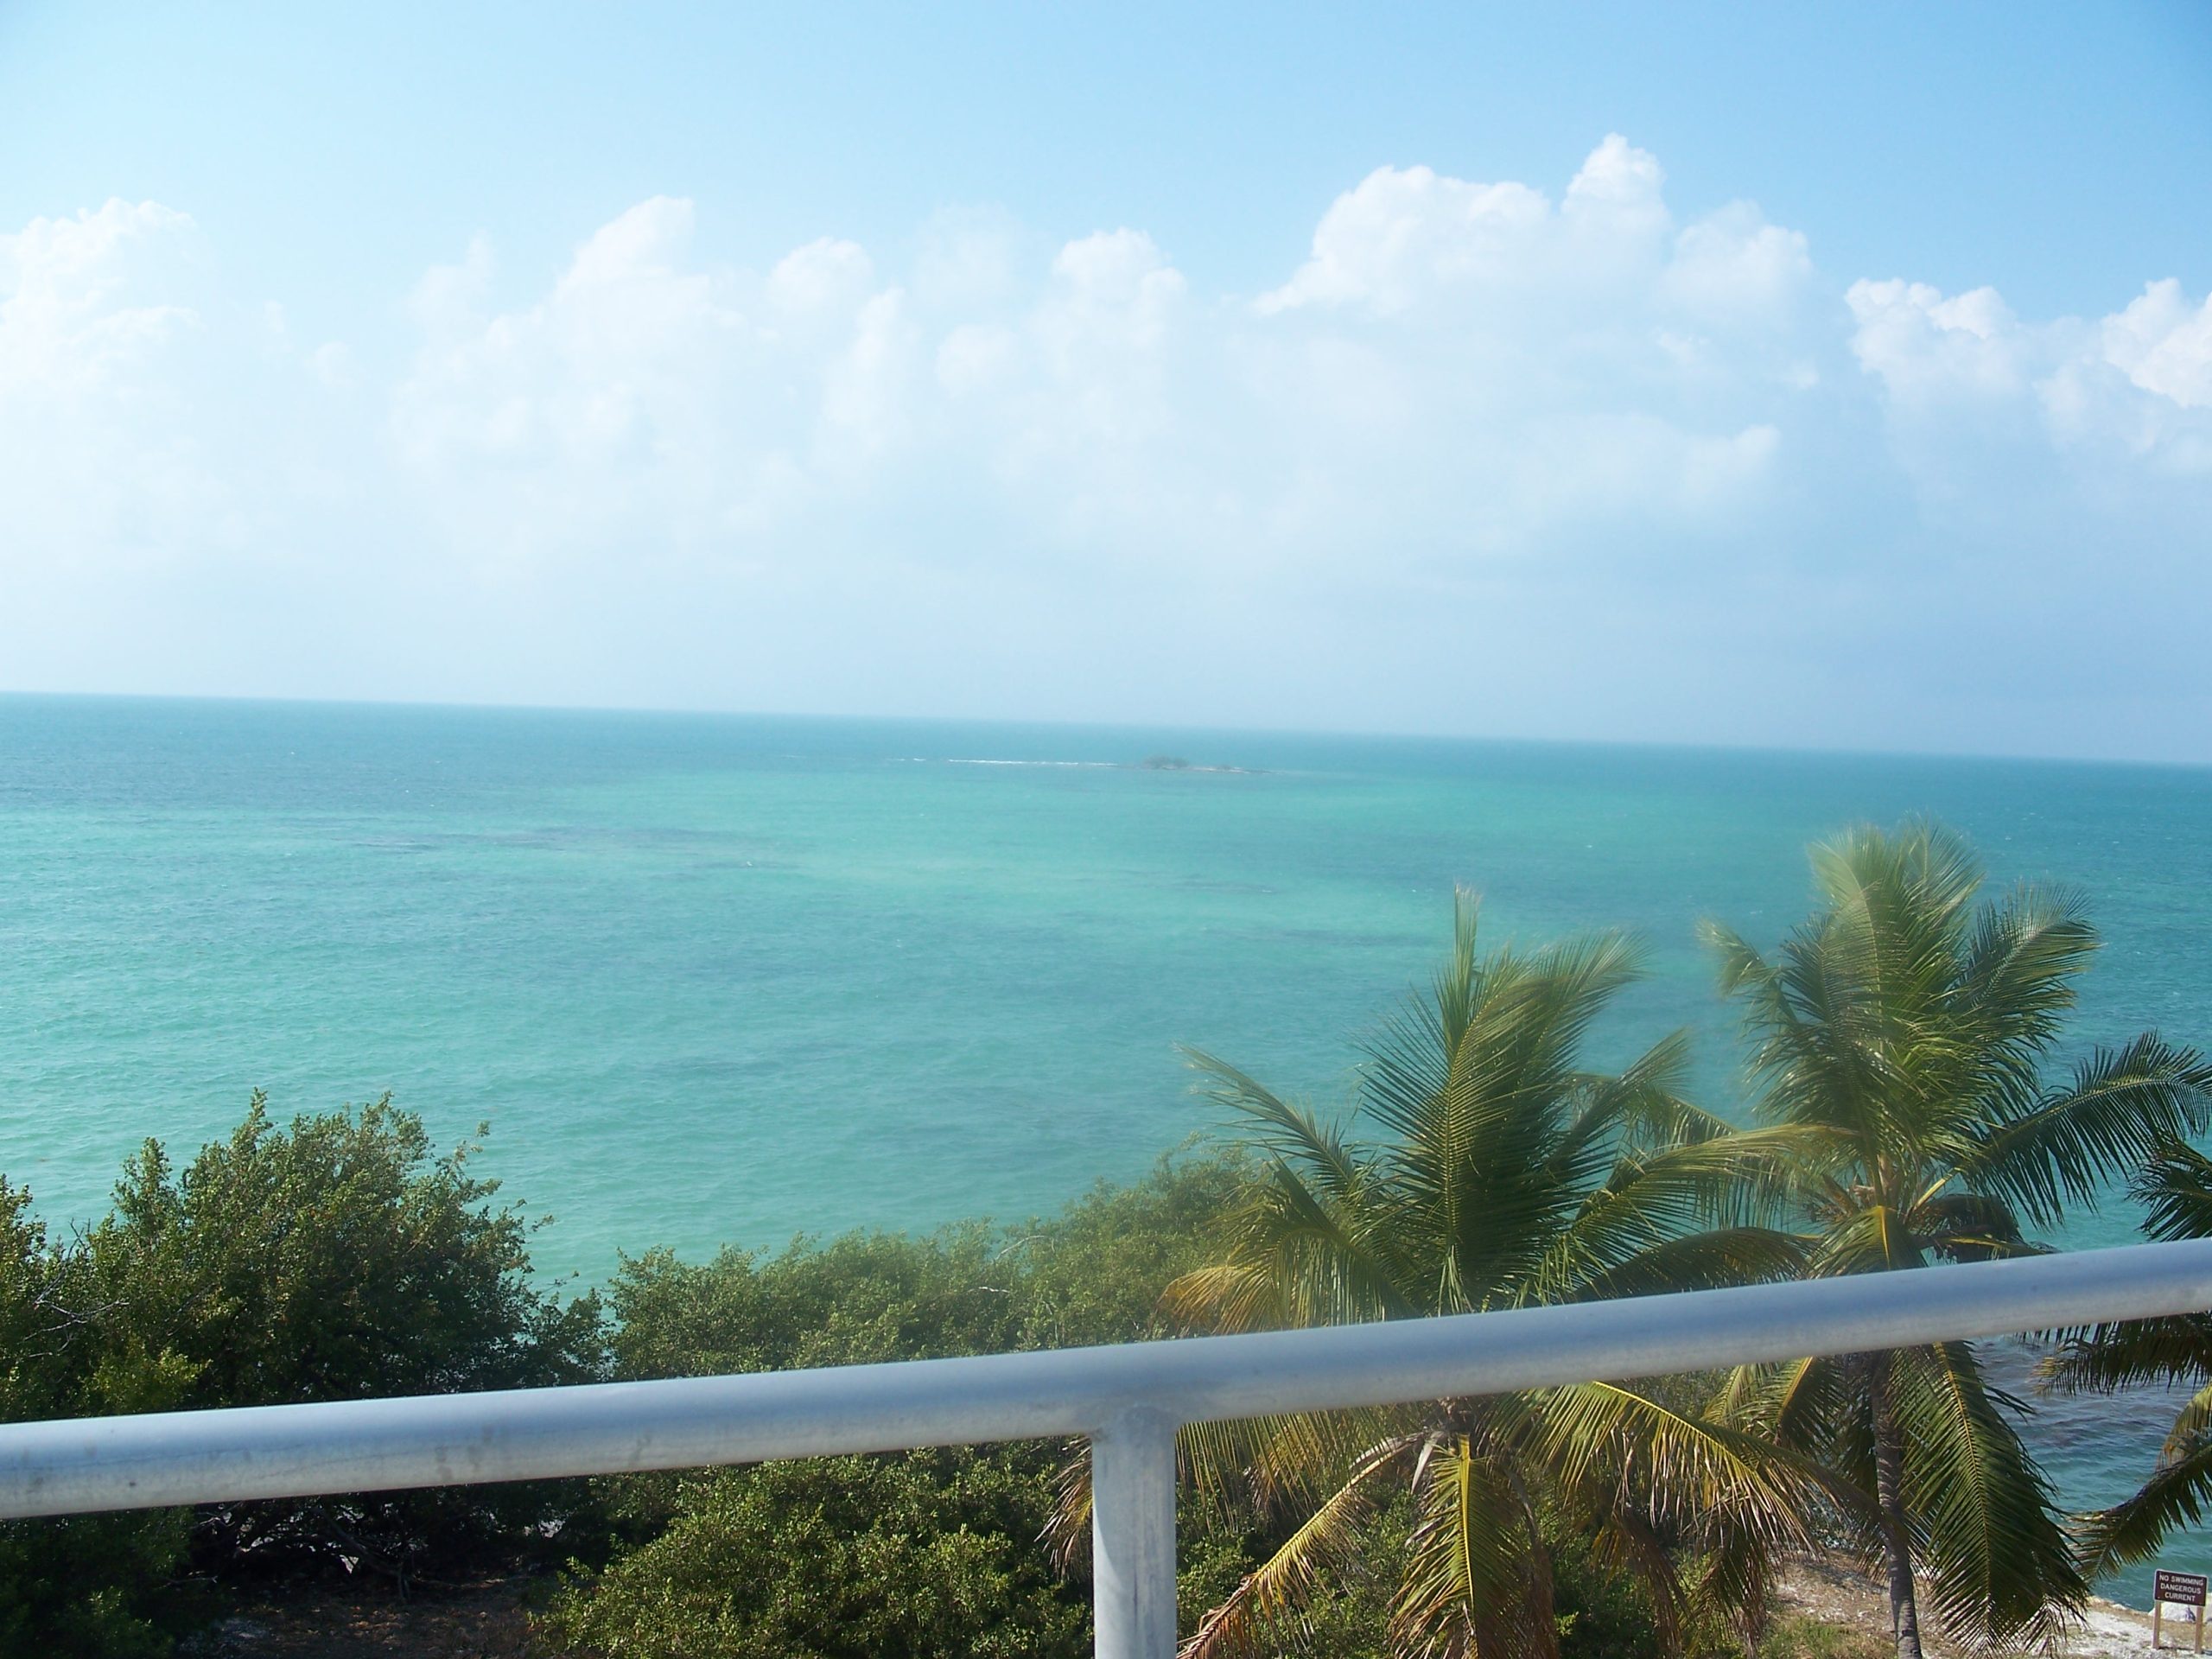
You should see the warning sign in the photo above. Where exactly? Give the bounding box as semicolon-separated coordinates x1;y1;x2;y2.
2156;1571;2209;1650
2160;1573;2209;1610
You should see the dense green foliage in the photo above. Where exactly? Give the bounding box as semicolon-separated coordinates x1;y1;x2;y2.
0;1181;197;1656
548;1451;1087;1659
93;1093;602;1411
553;1148;1713;1659
0;1096;601;1651
607;1148;1245;1382
0;1115;1700;1658
550;1155;1246;1655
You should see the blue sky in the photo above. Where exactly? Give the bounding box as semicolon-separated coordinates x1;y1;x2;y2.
3;2;2209;760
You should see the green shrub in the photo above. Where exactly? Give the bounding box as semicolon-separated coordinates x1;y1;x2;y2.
0;1092;606;1647
1012;1148;1249;1351
545;1450;1087;1659
88;1092;603;1410
557;1153;1250;1654
608;1223;1025;1381
0;1180;202;1656
79;1093;606;1583
605;1149;1248;1387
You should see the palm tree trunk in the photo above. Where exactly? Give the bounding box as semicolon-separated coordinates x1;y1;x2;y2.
1866;1354;1925;1659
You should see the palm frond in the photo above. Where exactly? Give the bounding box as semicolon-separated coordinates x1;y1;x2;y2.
1809;817;1982;952
1178;1406;1421;1518
1699;918;1778;1002
2164;1381;2212;1463
1955;882;2096;1057
1049;1407;1414;1580
1522;1380;1832;1541
1718;822;2047;1175
1718;1355;1857;1477
1565;1225;1812;1302
1560;1027;1707;1153
1586;1507;1688;1655
1183;1049;1370;1205
2139;1138;2212;1242
1693;1521;1777;1656
1179;1433;1420;1659
1890;1339;2084;1649
1173;1156;1413;1331
1160;1261;1287;1337
1607;1123;1833;1235
1045;1434;1092;1571
2074;1433;2212;1579
1963;1036;2212;1227
1173;891;1844;1651
2040;1315;2212;1398
1394;1433;1555;1659
1515;1125;1820;1306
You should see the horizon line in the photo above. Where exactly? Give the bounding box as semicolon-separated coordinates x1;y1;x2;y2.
3;683;2203;777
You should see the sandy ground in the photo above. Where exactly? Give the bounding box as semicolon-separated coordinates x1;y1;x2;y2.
1777;1554;2178;1657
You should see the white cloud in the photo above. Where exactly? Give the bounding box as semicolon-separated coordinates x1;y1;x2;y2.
2102;278;2212;410
1256;135;1796;343
1256;163;1556;315
1661;203;1814;332
0;200;200;394
1848;272;2212;476
0;200;239;583
818;287;918;464
1561;130;1670;238
3;141;2209;760
1848;279;2035;402
390;197;798;562
766;237;876;319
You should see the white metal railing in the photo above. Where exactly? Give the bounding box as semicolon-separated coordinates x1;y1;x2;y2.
4;1240;2211;1657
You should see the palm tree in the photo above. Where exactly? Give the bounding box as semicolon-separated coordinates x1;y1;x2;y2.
1702;819;2212;1657
1160;892;1819;1659
2044;1139;2212;1576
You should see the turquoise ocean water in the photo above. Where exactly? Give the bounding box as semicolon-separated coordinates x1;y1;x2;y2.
2;693;2207;1595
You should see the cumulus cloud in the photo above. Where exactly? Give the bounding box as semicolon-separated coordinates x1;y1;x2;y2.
1258;136;1802;339
3;141;2209;759
2104;280;2212;409
1847;273;2212;476
1849;280;2037;404
1;200;201;389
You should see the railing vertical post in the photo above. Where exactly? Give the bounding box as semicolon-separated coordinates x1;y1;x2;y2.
1091;1407;1179;1659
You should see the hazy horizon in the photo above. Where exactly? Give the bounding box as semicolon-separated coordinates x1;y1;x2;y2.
9;683;2211;774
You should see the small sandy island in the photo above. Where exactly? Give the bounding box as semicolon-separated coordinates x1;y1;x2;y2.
1137;753;1262;773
